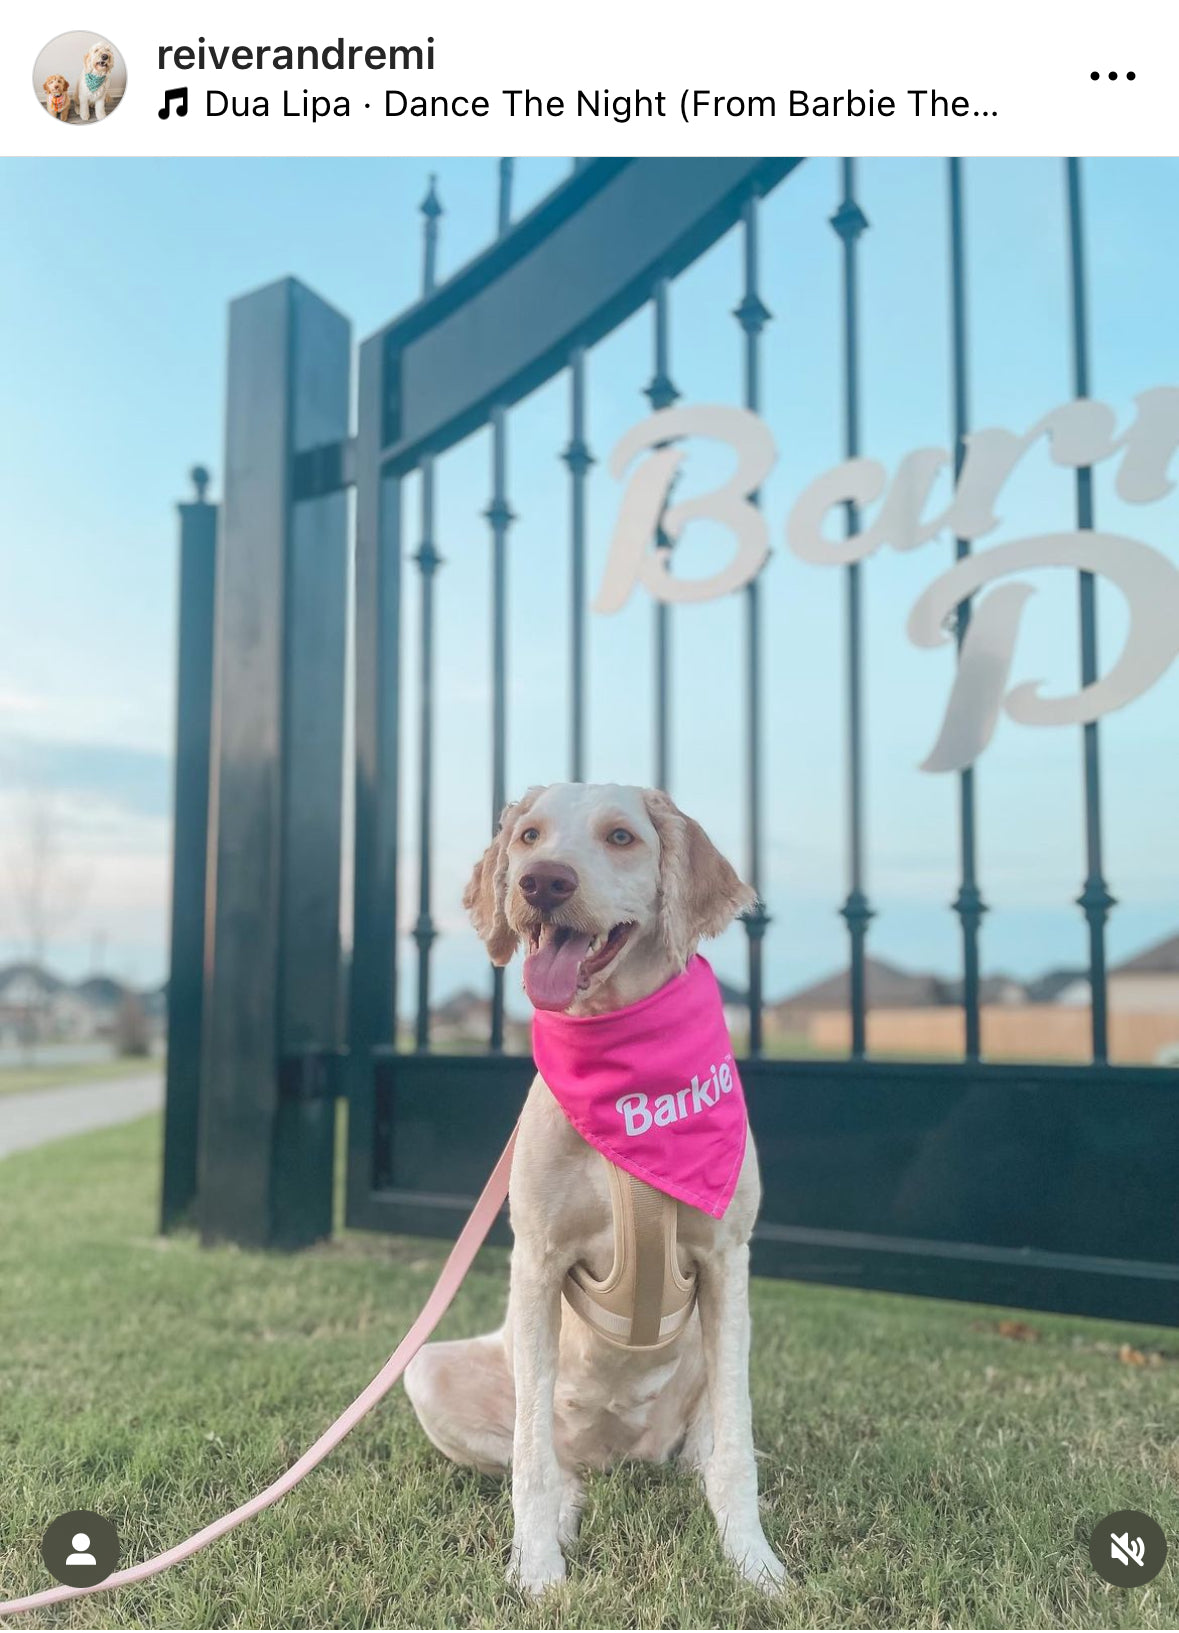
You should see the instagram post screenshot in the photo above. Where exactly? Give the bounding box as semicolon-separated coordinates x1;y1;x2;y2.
1;3;1176;1628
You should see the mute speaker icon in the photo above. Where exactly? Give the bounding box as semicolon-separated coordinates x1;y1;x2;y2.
1110;1532;1146;1568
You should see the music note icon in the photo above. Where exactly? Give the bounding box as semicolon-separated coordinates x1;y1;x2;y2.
158;87;188;120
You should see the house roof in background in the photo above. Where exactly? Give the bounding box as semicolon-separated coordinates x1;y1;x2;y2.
0;963;139;1002
431;987;490;1024
1112;932;1179;975
1024;967;1088;1004
10;929;1175;1028
0;963;67;997
773;956;947;1012
938;973;1027;1005
73;975;129;1009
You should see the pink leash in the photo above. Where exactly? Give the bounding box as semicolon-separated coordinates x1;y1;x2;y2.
0;1127;517;1621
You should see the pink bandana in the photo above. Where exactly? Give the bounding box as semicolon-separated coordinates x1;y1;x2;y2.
531;956;747;1219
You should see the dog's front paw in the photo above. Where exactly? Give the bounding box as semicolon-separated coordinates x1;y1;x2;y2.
509;1537;566;1597
733;1533;789;1594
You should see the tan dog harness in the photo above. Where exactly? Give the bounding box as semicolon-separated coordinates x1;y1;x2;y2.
563;1156;698;1349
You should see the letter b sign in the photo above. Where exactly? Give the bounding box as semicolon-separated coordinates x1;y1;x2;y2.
594;406;776;613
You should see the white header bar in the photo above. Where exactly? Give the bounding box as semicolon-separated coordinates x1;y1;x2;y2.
4;0;1173;158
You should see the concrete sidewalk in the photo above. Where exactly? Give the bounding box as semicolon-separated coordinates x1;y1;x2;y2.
0;1073;163;1161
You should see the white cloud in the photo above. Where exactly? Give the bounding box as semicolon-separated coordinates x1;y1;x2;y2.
0;686;48;716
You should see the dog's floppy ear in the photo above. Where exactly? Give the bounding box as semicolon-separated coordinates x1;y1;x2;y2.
643;789;756;970
462;787;543;966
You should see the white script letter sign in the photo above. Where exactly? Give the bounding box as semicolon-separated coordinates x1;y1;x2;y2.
594;405;775;613
908;534;1179;772
599;391;1179;772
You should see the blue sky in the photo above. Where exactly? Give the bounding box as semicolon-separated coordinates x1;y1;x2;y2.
1;156;1176;1011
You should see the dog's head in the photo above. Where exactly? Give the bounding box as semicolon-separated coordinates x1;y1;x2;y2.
85;43;114;76
463;782;754;1012
43;75;68;98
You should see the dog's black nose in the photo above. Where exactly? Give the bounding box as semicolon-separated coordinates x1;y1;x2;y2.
519;862;579;914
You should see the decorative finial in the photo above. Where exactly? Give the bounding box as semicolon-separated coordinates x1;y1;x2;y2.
420;173;443;219
190;465;210;502
497;159;514;238
420;173;443;297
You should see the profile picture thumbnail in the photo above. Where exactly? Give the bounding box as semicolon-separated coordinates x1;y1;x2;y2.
33;31;126;124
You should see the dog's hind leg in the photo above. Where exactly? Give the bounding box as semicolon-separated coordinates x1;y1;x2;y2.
405;1331;585;1549
676;1397;714;1475
556;1469;585;1549
404;1332;514;1475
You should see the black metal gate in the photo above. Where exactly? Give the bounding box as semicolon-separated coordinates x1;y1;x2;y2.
164;158;1179;1327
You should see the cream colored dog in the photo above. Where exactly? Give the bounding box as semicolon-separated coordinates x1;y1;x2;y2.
404;782;786;1595
76;42;115;121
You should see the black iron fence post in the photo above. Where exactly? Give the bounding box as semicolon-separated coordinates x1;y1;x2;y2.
646;278;679;792
563;349;592;781
947;159;988;1062
346;330;404;1213
1065;158;1116;1064
831;159;875;1060
412;178;444;1052
735;194;771;1055
197;277;350;1249
486;163;515;1052
486;409;514;1050
160;467;217;1230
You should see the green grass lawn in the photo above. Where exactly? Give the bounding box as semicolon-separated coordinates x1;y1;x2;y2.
1;1115;1176;1630
0;1057;160;1097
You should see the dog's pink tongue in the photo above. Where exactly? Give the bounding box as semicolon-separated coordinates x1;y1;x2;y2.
524;930;593;1011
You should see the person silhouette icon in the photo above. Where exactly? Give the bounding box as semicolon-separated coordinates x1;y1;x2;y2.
66;1533;96;1566
40;1508;119;1586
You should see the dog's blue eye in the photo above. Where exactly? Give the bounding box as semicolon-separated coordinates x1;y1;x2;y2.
521;827;540;844
608;828;634;846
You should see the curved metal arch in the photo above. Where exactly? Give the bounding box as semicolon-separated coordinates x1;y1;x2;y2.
368;156;802;474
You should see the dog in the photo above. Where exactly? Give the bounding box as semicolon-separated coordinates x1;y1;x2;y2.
42;75;70;121
404;782;787;1595
76;42;115;121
